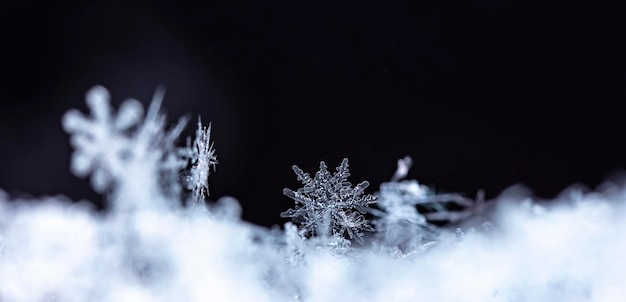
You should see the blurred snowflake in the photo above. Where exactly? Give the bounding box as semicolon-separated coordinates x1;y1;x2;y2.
62;85;215;211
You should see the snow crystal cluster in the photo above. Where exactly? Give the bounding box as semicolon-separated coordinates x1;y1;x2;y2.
1;85;626;301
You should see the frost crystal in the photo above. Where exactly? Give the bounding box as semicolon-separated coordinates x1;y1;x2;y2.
281;158;377;245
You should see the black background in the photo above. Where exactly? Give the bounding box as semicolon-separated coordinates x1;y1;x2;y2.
2;0;626;228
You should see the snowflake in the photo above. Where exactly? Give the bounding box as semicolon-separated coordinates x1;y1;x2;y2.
370;157;432;227
62;85;190;209
281;158;377;245
180;117;217;204
372;156;481;226
370;156;441;253
374;180;429;224
371;179;440;252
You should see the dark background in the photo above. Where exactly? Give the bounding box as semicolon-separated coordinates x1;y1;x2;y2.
2;0;626;228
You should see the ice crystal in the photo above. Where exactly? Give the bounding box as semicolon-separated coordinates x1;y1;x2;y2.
62;85;192;211
371;157;433;227
281;158;377;245
423;189;490;224
180;117;217;204
373;157;488;228
370;156;438;252
374;180;430;226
